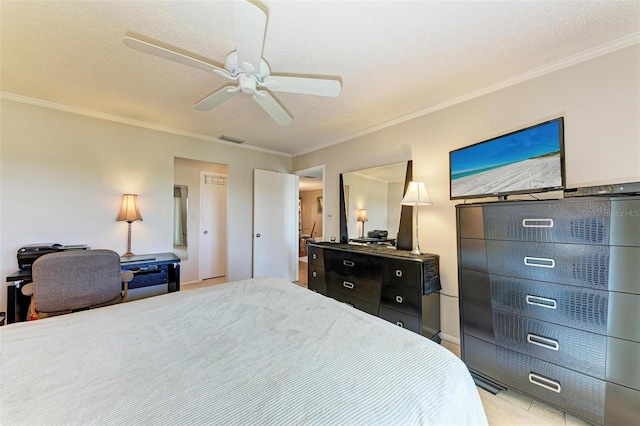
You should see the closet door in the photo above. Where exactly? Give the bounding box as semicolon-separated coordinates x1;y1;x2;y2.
253;169;299;281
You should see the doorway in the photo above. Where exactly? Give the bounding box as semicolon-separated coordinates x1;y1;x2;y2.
295;165;325;286
174;157;228;285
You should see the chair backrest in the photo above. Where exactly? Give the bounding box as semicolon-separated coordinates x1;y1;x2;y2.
32;249;122;313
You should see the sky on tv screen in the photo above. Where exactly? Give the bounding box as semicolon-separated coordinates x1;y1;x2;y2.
451;120;560;179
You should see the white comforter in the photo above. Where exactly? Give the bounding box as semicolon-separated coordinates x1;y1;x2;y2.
1;277;487;425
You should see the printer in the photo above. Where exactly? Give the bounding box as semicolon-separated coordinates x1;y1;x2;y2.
17;243;88;270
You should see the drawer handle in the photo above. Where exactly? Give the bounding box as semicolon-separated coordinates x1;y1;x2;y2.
528;373;561;393
312;253;318;260
396;321;404;328
395;270;403;277
312;271;318;278
522;218;554;228
525;295;557;309
527;333;559;351
343;281;354;289
343;260;355;267
395;295;404;304
524;256;555;268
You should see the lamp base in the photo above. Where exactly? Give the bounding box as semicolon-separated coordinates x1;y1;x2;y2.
410;247;422;255
122;252;135;257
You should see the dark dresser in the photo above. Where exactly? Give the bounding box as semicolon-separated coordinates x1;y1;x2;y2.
456;197;640;425
307;242;441;341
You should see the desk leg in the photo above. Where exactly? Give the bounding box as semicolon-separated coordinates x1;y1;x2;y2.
6;281;30;323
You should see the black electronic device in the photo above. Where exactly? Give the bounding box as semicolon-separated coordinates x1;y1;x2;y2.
563;181;640;198
367;230;388;238
449;117;565;200
17;243;88;270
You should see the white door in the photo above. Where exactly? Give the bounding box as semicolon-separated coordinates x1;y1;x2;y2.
253;169;299;281
199;172;227;280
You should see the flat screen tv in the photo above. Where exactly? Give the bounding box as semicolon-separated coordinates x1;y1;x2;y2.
449;117;565;200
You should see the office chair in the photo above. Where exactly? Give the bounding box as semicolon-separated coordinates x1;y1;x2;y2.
21;249;134;320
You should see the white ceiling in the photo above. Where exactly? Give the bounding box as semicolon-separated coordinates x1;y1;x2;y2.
1;1;639;156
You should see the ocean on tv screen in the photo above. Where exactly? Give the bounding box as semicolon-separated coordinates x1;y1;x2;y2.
450;119;562;198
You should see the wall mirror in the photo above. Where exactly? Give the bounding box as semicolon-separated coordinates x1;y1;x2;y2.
173;185;188;259
339;160;413;250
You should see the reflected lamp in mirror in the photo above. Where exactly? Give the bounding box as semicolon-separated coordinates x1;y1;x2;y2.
357;209;368;238
117;194;143;257
401;181;432;255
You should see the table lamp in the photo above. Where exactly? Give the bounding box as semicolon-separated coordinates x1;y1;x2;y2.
357;209;368;239
401;181;432;255
117;194;143;257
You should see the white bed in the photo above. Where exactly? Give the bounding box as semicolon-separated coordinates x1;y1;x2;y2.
1;277;487;425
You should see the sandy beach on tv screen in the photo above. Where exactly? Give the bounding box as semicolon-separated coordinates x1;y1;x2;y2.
452;156;561;197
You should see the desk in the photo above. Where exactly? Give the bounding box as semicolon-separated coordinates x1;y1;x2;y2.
5;252;180;324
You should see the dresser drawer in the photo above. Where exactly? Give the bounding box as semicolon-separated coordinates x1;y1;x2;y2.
483;200;611;244
496;345;606;425
307;245;324;267
610;199;640;246
486;240;613;290
493;311;607;379
605;382;640;425
326;271;380;305
324;250;382;281
382;259;421;289
380;284;421;315
308;264;326;295
606;337;640;390
461;302;495;344
489;274;608;334
330;290;379;316
378;306;420;333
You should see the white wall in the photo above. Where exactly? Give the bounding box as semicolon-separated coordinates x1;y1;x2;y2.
0;99;291;313
292;45;640;342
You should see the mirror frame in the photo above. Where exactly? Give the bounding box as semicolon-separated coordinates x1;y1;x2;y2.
339;160;413;250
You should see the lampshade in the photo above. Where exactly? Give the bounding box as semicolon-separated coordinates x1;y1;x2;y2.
117;194;143;223
357;209;368;222
401;181;433;205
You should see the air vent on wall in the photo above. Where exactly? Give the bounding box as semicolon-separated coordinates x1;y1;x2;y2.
219;135;245;144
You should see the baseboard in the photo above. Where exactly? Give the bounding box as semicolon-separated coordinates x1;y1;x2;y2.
439;333;460;346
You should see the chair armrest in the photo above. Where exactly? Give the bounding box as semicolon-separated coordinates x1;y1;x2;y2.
121;271;134;283
120;271;134;303
21;282;34;297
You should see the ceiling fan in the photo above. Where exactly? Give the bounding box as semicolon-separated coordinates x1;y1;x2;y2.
123;0;341;126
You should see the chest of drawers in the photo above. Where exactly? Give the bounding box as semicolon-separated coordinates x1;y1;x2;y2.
308;242;441;340
457;197;640;425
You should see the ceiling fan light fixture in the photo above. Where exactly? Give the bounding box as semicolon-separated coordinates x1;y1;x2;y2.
239;74;257;94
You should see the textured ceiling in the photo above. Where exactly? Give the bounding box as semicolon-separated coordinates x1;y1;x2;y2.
1;1;639;156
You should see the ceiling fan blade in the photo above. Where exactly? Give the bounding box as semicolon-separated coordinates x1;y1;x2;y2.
123;33;228;76
233;1;267;75
263;76;341;97
253;91;292;126
193;87;240;111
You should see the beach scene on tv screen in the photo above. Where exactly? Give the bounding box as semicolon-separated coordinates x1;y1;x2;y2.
451;121;562;198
